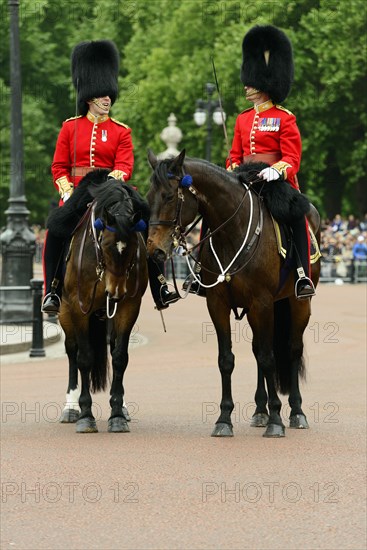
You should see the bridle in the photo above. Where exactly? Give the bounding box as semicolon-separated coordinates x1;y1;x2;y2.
149;168;265;288
149;171;195;249
77;201;142;317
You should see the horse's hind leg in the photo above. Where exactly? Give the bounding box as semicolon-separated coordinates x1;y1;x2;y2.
60;358;80;423
288;299;311;429
248;305;285;437
59;306;80;423
251;366;269;427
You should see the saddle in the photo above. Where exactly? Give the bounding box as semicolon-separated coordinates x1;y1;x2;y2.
272;217;321;265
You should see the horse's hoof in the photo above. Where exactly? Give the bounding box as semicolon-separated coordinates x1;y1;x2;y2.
76;418;98;433
108;417;130;433
211;423;234;437
122;406;131;422
263;423;285;438
289;414;309;429
60;409;80;423
250;413;269;427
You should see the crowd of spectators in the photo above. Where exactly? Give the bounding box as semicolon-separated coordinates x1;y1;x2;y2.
320;213;367;281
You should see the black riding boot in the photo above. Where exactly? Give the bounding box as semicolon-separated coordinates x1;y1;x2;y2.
291;217;316;300
148;257;179;310
41;230;64;313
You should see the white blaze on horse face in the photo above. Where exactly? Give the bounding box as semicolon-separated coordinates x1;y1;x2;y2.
116;241;126;254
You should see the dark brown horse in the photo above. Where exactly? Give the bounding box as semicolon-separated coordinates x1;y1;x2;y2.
55;175;148;433
147;150;320;438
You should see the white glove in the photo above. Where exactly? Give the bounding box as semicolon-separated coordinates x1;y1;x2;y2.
62;192;71;202
259;167;281;182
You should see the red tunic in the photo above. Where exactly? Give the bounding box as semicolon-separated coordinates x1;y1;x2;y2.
52;111;134;198
226;100;302;189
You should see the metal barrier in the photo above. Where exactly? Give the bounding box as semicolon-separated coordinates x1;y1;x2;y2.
320;259;367;283
165;255;191;280
163;255;367;284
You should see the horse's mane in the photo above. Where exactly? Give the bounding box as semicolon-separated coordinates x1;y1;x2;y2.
150;156;240;192
88;178;130;208
149;158;175;192
47;169;109;239
149;156;310;224
47;170;150;240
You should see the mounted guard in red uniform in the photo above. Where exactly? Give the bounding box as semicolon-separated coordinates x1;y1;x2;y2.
225;25;315;299
42;40;177;313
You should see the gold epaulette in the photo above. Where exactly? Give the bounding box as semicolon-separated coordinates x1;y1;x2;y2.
111;118;129;129
64;115;83;122
275;105;294;116
240;106;254;114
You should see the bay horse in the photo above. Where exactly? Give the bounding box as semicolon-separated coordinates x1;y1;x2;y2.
48;172;148;433
147;150;320;438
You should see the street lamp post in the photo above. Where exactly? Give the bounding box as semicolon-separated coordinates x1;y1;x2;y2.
194;82;226;162
0;0;36;323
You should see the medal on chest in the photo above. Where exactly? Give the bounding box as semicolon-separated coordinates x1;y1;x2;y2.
102;129;108;142
258;118;280;132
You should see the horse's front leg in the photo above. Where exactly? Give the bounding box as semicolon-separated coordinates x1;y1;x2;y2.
248;305;285;437
108;304;140;433
208;298;235;437
250;366;269;427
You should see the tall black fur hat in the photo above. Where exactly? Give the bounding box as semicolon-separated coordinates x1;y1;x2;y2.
71;40;119;116
240;25;294;103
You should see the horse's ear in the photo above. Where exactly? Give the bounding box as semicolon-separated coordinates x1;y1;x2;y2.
169;149;186;172
147;149;158;169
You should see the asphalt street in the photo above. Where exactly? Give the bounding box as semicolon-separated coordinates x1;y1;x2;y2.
1;284;366;550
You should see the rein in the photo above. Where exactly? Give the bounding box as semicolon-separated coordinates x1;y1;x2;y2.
77;202;105;315
154;170;264;288
184;183;264;288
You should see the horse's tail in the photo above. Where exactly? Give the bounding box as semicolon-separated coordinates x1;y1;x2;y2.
89;313;109;393
273;298;306;395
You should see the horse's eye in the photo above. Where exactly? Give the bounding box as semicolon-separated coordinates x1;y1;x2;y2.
162;192;175;203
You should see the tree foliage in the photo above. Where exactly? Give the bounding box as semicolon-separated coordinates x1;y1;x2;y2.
0;0;366;227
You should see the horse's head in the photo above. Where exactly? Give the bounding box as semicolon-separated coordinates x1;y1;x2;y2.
146;149;198;261
89;179;146;301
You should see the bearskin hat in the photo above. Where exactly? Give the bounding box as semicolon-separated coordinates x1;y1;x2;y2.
240;25;294;103
71;40;119;116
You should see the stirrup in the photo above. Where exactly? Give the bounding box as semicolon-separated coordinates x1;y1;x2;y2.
41;292;61;313
154;284;179;310
295;277;316;300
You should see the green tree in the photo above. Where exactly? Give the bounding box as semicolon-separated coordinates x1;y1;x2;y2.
1;0;366;226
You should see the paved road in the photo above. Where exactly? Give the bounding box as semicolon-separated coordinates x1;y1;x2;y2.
1;284;366;550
